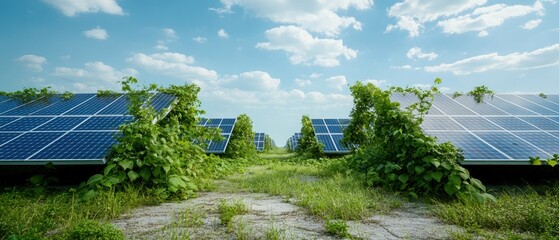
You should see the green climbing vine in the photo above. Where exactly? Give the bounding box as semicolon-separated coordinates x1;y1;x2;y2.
226;114;257;158
0;87;73;103
297;115;323;158
468;85;494;103
343;79;494;202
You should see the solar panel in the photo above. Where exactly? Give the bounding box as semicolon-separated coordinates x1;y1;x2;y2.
197;118;236;154
414;93;559;165
311;118;351;154
288;133;301;151
0;92;175;165
254;132;265;151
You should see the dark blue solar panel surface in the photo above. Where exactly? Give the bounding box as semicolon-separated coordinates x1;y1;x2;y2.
0;92;176;165
432;94;476;115
31;132;117;160
518;117;559;131
288;133;301;151
2;98;62;115
485;97;537;115
32;94;95;115
428;131;507;160
254;133;265;151
198;118;236;153
150;93;176;112
452;95;508;115
515;95;559;113
316;134;336;152
76;116;133;131
513;132;559;155
0;132;64;160
485;117;537;131
452;117;501;130
311;119;351;153
475;132;550;159
207;134;229;153
64;95;122;115
35;117;87;131
327;125;344;133
421;117;463;130
98;96;129;115
331;134;349;152
314;125;328;133
497;95;557;115
0;117;52;131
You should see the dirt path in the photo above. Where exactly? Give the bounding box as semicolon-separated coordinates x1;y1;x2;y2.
113;179;462;239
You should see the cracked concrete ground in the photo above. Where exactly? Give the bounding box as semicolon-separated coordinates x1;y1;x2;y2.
113;191;462;239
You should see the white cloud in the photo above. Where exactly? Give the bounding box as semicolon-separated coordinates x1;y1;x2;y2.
386;0;486;37
363;79;386;86
43;0;124;16
83;27;108;40
155;41;168;51
222;71;281;91
521;19;542;30
309;73;322;78
406;47;438;61
256;26;357;67
27;77;46;83
218;29;229;39
437;2;544;36
163;28;177;39
217;0;372;36
391;64;413;70
53;61;138;91
15;54;47;72
193;37;207;43
478;30;489;37
326;75;348;91
127;52;218;81
294;78;311;87
425;43;559;75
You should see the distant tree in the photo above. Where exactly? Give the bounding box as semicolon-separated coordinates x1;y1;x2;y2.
226;114;257;158
297;115;323;158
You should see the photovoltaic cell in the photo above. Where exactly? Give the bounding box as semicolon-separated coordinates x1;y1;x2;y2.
98;96;129;115
0;100;22;113
513;132;559;155
427;131;507;160
254;132;265;151
484;97;537;115
32;94;95;115
421;116;463;130
30;132;117;161
219;125;233;133
0;132;64;160
2;98;62;116
197;118;237;153
314;125;329;134
312;119;325;125
432;94;476;115
451;95;508;115
331;134;349;152
0;117;19;127
316;135;336;152
485;117;537;131
515;95;559;113
518;117;559;131
0;133;22;144
76;116;133;131
35;117;87;131
149;93;176;112
64;95;122;115
497;95;557;115
327;125;344;133
452;117;501;130
475;132;550;159
0;117;53;131
221;118;236;125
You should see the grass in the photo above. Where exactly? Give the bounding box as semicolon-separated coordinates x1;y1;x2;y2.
226;159;400;221
0;186;159;239
324;219;351;238
434;183;559;239
217;199;250;227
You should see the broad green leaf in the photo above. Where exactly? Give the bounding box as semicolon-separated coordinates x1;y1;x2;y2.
415;166;425;174
29;175;44;185
128;170;140;181
104;163;117;175
470;178;486;192
547;160;557;167
444;182;459;196
448;174;461;186
431;171;443;182
139;167;152;180
398;174;409;183
87;174;104;185
118;160;134;170
441;162;452;170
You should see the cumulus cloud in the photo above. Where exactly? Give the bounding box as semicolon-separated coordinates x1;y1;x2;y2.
406;47;438;60
193;37;207;43
216;0;372;36
437;2;544;36
294;78;311;87
163;28;177;39
222;71;281;91
127;52;218;81
425;43;559;75
521;19;542;30
218;29;229;39
53;61;137;91
391;64;413;70
83;26;108;40
43;0;124;16
15;54;47;72
256;26;357;67
363;79;386;86
326;76;348;91
386;0;486;37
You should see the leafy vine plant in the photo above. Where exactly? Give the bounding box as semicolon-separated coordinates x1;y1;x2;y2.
468;85;494;103
81;76;222;200
343;78;495;203
0;87;74;102
297;115;324;158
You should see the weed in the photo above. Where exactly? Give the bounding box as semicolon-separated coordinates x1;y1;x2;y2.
65;220;125;240
233;219;251;240
218;199;249;227
264;225;286;240
324;219;351;238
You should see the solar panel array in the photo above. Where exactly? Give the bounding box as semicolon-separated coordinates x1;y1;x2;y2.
0;93;175;165
287;133;301;151
310;119;351;154
393;93;559;165
254;132;265;151
198;118;236;154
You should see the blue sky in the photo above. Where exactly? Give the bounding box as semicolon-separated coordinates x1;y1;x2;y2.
1;0;558;145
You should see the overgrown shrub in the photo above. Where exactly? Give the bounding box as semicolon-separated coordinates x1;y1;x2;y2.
297;115;323;158
226;114;257;158
344;79;494;202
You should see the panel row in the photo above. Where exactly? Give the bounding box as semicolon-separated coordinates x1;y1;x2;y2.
315;134;350;154
421;116;559;131
0;93;175;116
0;116;133;132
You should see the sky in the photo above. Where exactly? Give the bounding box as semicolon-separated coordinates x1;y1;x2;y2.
1;0;558;145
